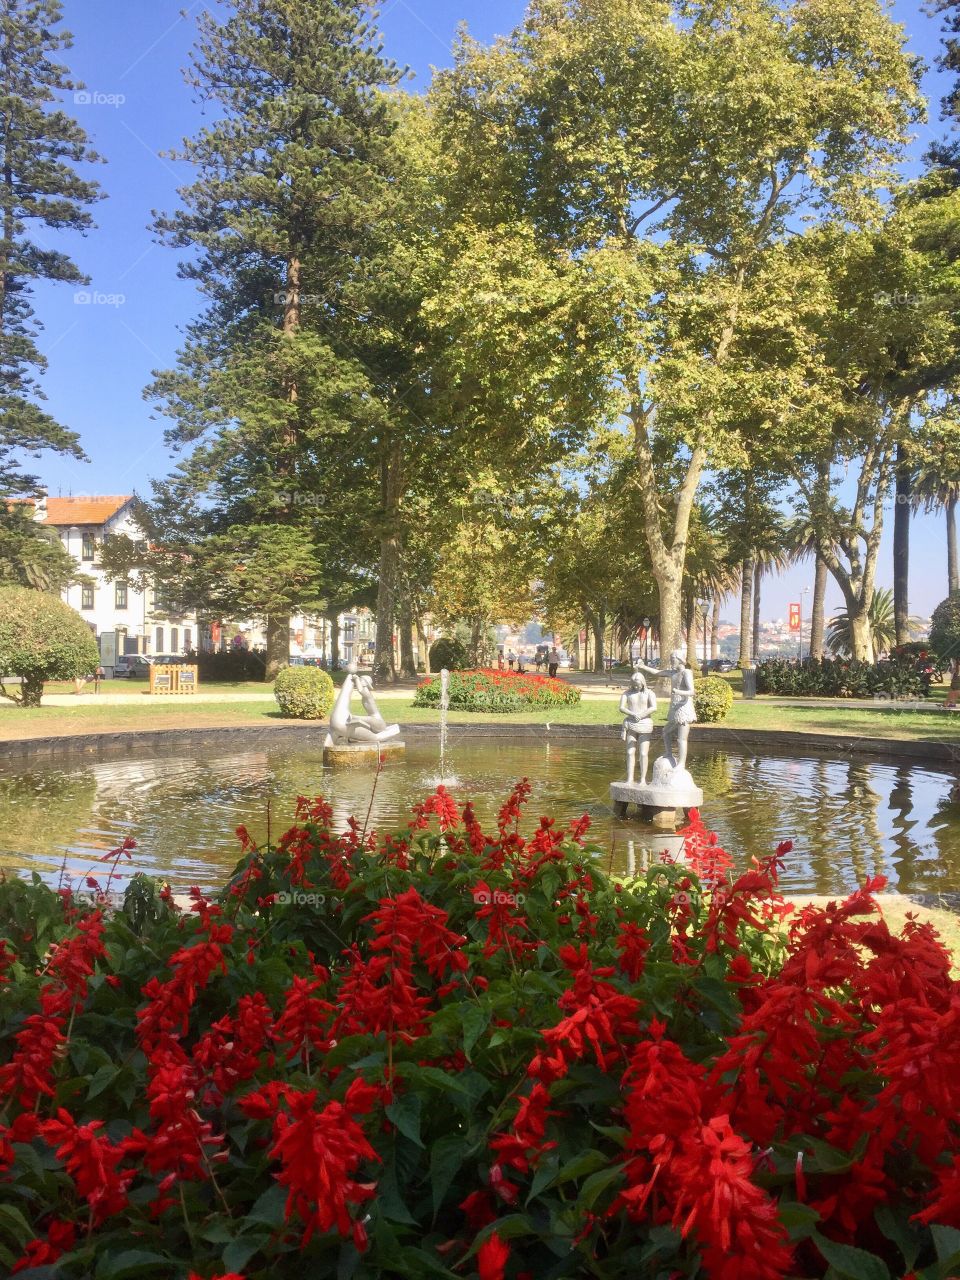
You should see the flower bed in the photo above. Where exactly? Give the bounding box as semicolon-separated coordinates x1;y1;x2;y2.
0;792;959;1278
757;654;931;699
414;667;581;712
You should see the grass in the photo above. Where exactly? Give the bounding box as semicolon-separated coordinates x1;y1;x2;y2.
2;686;960;744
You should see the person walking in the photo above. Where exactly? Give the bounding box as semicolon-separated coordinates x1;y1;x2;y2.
516;651;525;673
93;664;105;694
497;651;505;671
508;649;516;671
548;646;561;678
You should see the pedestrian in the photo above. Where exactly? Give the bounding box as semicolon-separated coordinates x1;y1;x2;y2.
94;664;105;694
497;651;504;670
508;649;516;671
548;646;561;678
516;651;525;674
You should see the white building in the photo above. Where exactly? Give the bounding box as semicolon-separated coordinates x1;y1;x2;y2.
32;495;200;668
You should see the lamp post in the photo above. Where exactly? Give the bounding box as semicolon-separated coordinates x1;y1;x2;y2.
700;599;710;668
799;586;811;662
641;617;651;665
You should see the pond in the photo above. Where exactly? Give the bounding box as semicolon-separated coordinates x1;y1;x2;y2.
1;736;959;900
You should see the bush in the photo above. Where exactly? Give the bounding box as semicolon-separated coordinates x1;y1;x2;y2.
0;796;958;1278
273;664;335;719
694;674;733;721
413;667;581;712
428;635;468;671
756;654;929;699
0;585;100;706
187;647;267;682
930;592;960;686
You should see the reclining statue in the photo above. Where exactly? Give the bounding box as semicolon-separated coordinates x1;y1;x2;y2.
326;667;400;746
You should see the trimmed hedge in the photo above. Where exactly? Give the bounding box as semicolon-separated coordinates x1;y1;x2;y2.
0;585;100;707
694;674;733;722
756;655;930;699
428;636;468;671
273;665;335;719
413;667;581;712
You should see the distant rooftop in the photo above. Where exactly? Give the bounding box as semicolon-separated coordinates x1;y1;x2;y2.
36;495;133;526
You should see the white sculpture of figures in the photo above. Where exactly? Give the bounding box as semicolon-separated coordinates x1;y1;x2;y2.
635;650;697;773
619;671;657;784
327;666;400;746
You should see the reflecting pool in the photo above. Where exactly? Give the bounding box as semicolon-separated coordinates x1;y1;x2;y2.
1;737;958;898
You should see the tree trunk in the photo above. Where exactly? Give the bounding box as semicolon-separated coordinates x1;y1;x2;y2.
588;609;605;672
684;594;698;668
739;556;755;667
849;608;874;663
398;594;417;678
810;554;827;660
657;573;682;664
893;445;911;646
265;614;289;680
374;444;403;683
752;561;762;660
327;609;340;671
949;496;959;595
711;594;721;661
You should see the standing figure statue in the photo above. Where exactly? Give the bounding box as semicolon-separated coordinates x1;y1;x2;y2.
619;671;657;784
328;666;400;746
634;650;697;772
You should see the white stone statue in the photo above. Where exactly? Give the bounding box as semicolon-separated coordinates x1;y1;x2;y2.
635;650;697;773
327;666;400;746
619;671;657;784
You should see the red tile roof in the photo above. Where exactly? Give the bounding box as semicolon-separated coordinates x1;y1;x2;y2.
40;496;132;527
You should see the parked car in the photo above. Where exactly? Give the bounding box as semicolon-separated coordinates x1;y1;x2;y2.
704;658;734;673
115;655;153;678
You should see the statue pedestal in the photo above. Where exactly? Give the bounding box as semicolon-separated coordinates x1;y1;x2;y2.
323;741;406;769
610;774;703;829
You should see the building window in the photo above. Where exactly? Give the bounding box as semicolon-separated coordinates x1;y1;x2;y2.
115;582;127;609
81;584;94;610
170;627;179;654
183;628;192;652
155;626;164;652
81;532;95;562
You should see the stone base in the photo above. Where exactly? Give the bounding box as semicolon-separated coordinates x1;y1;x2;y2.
610;779;704;828
323;741;406;768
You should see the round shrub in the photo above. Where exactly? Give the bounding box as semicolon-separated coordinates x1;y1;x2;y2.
930;592;960;686
694;674;733;722
428;635;468;671
0;584;100;706
273;664;335;719
414;668;581;712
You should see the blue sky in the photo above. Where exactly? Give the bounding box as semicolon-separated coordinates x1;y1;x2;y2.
31;0;957;621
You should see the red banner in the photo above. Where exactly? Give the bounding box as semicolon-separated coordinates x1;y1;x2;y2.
789;603;801;632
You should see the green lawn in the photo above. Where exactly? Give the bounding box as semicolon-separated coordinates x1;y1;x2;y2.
2;687;960;744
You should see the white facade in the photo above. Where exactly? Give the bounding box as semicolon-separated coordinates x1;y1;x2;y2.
34;495;200;665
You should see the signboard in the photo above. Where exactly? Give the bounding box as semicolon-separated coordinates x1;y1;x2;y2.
789;603;801;632
100;631;117;670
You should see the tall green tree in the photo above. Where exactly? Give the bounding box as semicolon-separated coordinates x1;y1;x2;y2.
431;0;921;653
0;0;101;572
146;0;403;676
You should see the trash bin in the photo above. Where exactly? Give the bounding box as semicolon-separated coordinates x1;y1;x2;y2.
742;668;757;699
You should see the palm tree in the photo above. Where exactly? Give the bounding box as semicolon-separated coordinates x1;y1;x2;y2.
682;510;738;668
913;463;960;597
786;515;834;661
827;588;897;658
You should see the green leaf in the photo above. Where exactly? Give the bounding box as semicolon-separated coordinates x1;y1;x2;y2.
86;1063;121;1100
814;1234;891;1280
459;1002;490;1059
550;1148;609;1187
932;1224;960;1263
875;1204;920;1269
0;1203;32;1247
223;1236;270;1273
429;1134;469;1218
95;1250;171;1279
577;1162;626;1212
246;1181;288;1228
385;1093;423;1148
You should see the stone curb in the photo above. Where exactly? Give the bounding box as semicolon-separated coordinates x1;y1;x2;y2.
0;719;956;766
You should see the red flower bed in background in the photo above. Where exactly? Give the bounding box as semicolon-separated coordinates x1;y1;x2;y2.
0;789;958;1278
414;668;581;711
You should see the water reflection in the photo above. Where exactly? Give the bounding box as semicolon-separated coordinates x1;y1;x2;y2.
0;739;959;897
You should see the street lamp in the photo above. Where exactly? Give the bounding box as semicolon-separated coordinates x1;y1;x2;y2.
799;586;811;662
641;617;651;664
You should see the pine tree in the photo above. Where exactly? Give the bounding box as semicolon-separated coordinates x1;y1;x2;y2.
0;0;101;575
148;0;403;677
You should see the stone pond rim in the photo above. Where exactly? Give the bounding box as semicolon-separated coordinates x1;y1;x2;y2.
0;721;957;766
